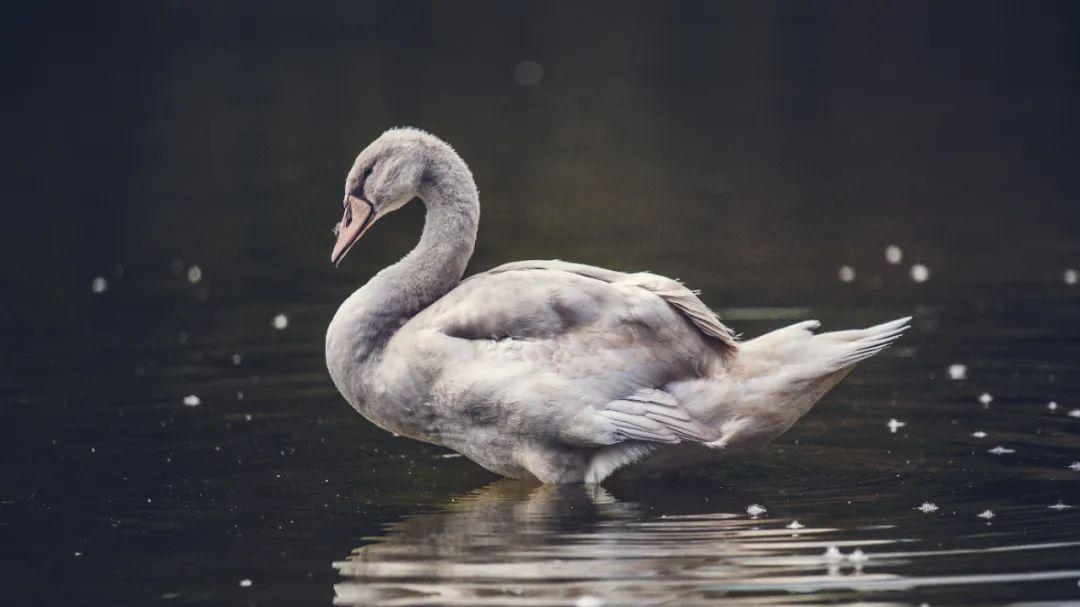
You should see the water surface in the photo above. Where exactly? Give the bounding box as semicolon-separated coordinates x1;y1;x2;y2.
3;2;1080;605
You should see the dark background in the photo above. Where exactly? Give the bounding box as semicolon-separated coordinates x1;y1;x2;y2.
3;2;1080;605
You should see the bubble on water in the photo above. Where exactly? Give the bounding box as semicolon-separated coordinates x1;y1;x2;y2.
1048;502;1072;511
910;263;930;283
575;596;603;607
1065;268;1078;286
917;502;939;513
977;509;995;520
972;430;987;438
272;314;289;330
91;276;108;294
244;413;253;421
1068;409;1080;418
746;504;767;517
238;579;253;588
512;60;544;86
786;520;804;530
988;446;1014;455
823;545;843;561
186;265;202;284
886;418;906;433
182;394;201;407
236;390;244;400
885;245;903;265
231;354;242;365
848;548;868;566
947;364;967;380
837;265;856;283
978;392;994;406
1068;462;1080;472
1047;401;1059;411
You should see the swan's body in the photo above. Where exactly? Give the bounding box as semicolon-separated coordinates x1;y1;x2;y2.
326;128;909;484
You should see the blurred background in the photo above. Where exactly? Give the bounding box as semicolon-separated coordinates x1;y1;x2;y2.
3;2;1080;605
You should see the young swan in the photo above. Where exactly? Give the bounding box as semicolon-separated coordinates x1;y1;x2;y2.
326;128;910;484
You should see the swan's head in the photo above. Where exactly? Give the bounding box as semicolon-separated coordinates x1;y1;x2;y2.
331;128;445;265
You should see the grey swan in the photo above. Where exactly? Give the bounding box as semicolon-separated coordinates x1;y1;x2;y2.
326;128;909;484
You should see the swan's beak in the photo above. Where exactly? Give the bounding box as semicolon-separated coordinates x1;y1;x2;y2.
331;194;377;266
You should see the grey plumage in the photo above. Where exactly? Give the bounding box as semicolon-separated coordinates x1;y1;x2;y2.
326;128;910;484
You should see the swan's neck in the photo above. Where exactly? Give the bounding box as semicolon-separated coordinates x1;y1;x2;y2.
327;161;479;376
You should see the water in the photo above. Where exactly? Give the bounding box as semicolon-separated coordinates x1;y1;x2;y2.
4;2;1080;605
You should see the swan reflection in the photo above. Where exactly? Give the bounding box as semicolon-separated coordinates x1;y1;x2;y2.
332;480;899;606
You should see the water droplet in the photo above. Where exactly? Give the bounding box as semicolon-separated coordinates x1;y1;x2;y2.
1068;409;1080;418
74;552;82;557
917;501;939;513
977;509;995;520
231;354;242;365
972;430;987;438
978;392;994;406
746;504;767;517
885;245;903;265
988;445;1015;455
838;265;856;283
238;579;253;588
186;265;202;284
1065;268;1078;286
886;418;906;433
947;364;967;380
182;395;201;407
910;263;930;283
272;314;289;330
91;276;108;294
512;60;544;86
1048;401;1059;411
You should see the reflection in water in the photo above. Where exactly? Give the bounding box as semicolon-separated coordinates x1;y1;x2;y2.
332;480;1080;606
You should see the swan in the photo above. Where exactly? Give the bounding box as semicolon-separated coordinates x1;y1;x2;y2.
326;128;910;484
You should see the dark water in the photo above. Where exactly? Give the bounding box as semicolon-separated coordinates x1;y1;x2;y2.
4;2;1080;605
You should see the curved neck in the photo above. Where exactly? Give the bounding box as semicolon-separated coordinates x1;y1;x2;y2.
328;156;479;371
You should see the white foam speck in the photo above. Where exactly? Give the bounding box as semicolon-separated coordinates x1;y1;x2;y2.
575;596;603;607
972;430;987;438
988;446;1015;455
910;263;930;283
1048;401;1058;411
947;364;967;380
239;579;253;588
978;392;994;405
886;418;906;433
885;245;903;265
512;60;544;86
1048;502;1072;511
272;314;289;330
1069;462;1080;472
917;502;939;513
182;395;201;407
1068;409;1080;418
823;545;843;561
838;265;856;283
1065;268;1078;286
74;552;82;557
244;413;253;421
786;520;804;530
977;509;995;520
91;276;108;294
186;265;202;284
848;548;868;565
746;504;767;517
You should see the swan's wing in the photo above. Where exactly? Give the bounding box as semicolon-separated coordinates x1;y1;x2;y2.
411;260;733;449
470;260;738;350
